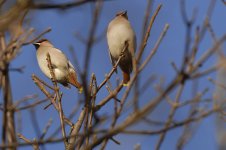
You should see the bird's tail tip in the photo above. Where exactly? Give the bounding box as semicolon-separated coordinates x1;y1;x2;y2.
123;72;130;86
78;87;83;94
123;83;129;86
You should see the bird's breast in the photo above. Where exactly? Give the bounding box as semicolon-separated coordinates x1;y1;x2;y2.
107;23;135;58
36;49;69;82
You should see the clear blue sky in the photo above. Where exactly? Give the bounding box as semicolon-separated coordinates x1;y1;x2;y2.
1;0;226;149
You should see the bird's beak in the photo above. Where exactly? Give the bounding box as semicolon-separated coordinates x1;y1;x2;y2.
33;43;40;49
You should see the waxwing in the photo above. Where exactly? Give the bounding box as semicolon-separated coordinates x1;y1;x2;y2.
33;39;83;93
107;11;136;85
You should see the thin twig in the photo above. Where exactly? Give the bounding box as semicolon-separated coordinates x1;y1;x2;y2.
46;53;67;146
139;24;170;72
18;134;40;150
31;0;110;10
96;42;128;93
40;118;53;140
136;4;163;62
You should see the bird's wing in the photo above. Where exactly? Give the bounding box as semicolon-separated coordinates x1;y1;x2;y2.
67;61;79;76
48;48;69;68
109;51;117;73
68;61;75;69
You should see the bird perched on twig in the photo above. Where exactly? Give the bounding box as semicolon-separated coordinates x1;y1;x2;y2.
33;39;83;93
107;11;136;86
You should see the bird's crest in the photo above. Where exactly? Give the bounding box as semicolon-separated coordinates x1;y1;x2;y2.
36;39;50;44
116;10;128;19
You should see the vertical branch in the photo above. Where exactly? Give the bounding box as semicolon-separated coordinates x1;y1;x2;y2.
0;32;7;149
68;108;86;149
86;74;97;146
1;33;17;150
176;89;208;149
155;84;184;150
140;0;153;41
46;53;67;147
136;4;162;62
100;85;120;150
180;0;194;70
133;0;153;112
83;107;89;147
76;74;98;149
82;0;102;98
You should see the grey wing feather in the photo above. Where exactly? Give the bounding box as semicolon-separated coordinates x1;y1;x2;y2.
68;61;75;70
48;48;68;68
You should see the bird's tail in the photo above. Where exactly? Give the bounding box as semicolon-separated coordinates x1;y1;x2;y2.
123;72;130;86
68;72;83;93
